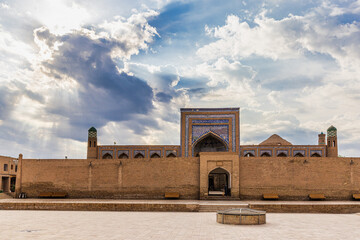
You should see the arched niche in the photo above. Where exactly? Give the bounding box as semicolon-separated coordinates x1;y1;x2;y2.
150;153;160;158
102;153;113;159
277;152;287;157
167;153;176;158
134;153;144;158
193;132;228;157
118;153;129;159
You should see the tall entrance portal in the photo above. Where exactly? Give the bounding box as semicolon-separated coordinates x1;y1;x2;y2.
208;168;230;196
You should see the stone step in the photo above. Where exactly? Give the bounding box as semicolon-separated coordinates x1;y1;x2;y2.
199;204;248;212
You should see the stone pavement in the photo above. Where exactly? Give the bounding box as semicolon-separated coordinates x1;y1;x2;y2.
0;210;360;240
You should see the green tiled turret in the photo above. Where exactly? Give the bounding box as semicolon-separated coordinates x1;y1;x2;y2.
88;127;97;138
327;125;337;137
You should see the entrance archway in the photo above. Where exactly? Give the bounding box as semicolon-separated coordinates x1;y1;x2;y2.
208;168;230;196
193;133;228;157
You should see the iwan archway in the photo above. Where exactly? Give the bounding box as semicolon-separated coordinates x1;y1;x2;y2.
208;167;231;196
193;132;228;157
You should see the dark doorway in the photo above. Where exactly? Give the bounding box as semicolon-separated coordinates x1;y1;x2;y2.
193;133;228;157
10;178;16;192
1;177;9;192
208;168;230;196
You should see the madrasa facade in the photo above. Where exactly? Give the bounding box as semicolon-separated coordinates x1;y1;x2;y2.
14;108;360;200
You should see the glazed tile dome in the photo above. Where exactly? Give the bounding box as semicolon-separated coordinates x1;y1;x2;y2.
88;127;97;132
327;125;337;131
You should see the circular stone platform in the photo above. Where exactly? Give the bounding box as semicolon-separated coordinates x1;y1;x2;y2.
217;208;266;225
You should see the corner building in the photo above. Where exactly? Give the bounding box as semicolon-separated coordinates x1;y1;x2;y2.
16;108;360;200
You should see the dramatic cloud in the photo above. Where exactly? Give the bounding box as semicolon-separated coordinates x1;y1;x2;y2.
1;0;360;158
31;10;159;140
198;8;360;73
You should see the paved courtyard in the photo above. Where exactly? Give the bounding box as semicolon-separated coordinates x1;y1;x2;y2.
0;210;359;240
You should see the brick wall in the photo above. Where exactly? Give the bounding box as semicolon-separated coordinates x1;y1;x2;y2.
16;156;360;200
239;157;360;200
18;157;200;199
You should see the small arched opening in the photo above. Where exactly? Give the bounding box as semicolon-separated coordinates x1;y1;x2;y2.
311;153;321;157
193;133;228;157
244;152;255;157
150;153;160;158
118;153;129;159
208;168;231;196
102;153;113;159
277;152;287;157
134;153;145;158
294;152;304;157
261;152;271;157
167;153;176;158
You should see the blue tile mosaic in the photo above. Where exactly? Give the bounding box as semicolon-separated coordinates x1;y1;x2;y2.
118;150;129;157
102;150;113;157
150;150;161;157
166;150;177;157
192;125;229;144
192;119;229;124
310;150;322;156
293;150;305;156
134;150;145;158
276;150;288;156
260;150;272;156
184;114;237;156
243;150;255;157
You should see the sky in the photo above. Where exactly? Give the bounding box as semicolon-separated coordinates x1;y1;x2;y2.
1;0;360;158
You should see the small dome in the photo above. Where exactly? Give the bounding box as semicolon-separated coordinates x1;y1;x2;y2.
88;127;97;132
327;125;337;131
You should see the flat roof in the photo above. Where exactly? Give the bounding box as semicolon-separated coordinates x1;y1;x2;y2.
180;108;239;112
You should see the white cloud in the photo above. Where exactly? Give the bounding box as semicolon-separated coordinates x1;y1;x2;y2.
99;10;159;59
198;7;360;74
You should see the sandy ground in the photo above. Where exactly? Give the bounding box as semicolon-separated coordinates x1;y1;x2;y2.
0;211;359;240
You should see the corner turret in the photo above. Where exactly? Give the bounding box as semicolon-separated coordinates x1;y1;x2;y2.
87;127;98;159
318;132;326;145
326;125;338;157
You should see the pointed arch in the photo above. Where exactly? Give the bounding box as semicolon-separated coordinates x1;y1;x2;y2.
294;152;304;157
208;167;231;196
192;132;228;157
102;153;113;159
277;152;287;157
150;153;160;158
167;153;176;158
134;153;144;158
311;153;321;157
261;152;271;157
118;153;129;159
244;152;255;157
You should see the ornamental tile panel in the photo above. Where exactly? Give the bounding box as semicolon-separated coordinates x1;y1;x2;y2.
192;125;229;144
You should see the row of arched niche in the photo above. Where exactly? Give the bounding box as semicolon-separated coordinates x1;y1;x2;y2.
244;152;321;157
102;152;177;159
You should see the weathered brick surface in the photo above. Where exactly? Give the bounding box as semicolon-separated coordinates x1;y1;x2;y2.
0;201;199;212
18;157;200;199
239;157;360;200
16;155;360;201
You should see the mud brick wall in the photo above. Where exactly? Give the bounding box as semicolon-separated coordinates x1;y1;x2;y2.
239;157;360;200
17;157;200;199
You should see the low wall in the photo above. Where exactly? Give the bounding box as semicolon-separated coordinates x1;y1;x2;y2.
16;155;360;200
239;157;360;200
17;157;200;199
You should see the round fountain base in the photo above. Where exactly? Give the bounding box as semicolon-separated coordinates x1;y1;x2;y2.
217;208;266;225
